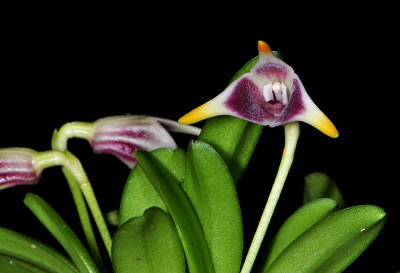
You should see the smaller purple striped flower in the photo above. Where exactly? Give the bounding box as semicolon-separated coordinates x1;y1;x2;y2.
52;115;201;168
0;148;41;190
89;116;180;168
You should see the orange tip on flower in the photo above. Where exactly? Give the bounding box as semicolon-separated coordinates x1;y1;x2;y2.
258;41;272;55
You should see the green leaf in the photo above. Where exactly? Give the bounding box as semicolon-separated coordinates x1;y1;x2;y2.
263;205;386;273
183;140;243;273
135;150;215;273
0;227;78;273
23;193;99;273
229;56;259;83
304;172;345;209
199;56;263;185
257;198;339;271
0;254;51;273
119;148;186;226
112;207;185;273
199;117;262;185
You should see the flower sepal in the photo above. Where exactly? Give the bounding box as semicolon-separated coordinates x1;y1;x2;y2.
52;115;201;168
179;41;338;138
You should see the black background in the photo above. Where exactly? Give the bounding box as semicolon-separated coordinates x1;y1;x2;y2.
1;4;398;272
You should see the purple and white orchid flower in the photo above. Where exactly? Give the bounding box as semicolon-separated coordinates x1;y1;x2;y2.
179;41;338;138
52;115;201;168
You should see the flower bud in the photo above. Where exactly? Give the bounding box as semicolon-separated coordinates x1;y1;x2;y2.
89;116;179;168
52;115;201;168
0;148;41;190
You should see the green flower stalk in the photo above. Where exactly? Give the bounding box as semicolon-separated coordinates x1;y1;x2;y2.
0;148;112;258
240;122;300;273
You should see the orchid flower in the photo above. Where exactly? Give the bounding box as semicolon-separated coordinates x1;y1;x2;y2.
179;41;338;138
52;115;201;168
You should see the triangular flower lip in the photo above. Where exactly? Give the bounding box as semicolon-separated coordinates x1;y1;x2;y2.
179;41;338;138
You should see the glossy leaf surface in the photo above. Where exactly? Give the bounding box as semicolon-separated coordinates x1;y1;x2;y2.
0;254;51;273
112;207;185;273
257;198;339;271
199;56;263;184
304;172;345;209
135;150;215;273
0;227;77;273
263;205;386;273
119;148;186;225
23;193;99;273
184;140;243;273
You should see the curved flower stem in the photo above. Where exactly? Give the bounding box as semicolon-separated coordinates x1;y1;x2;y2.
61;151;113;257
35;150;112;257
61;168;106;272
52;122;93;152
240;122;300;273
52;128;110;263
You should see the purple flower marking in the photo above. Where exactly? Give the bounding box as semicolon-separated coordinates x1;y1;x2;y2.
0;149;40;190
94;129;151;140
225;77;273;123
224;72;305;125
88;116;178;168
91;140;140;167
274;78;305;125
0;171;39;189
255;63;288;82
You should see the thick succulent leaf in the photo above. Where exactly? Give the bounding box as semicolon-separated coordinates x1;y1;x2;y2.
304;172;345;209
183;140;243;273
256;198;339;271
119;148;186;225
112;207;185;273
263;205;386;273
199;56;263;185
135;150;215;273
23;193;99;273
0;227;78;273
199;117;262;185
